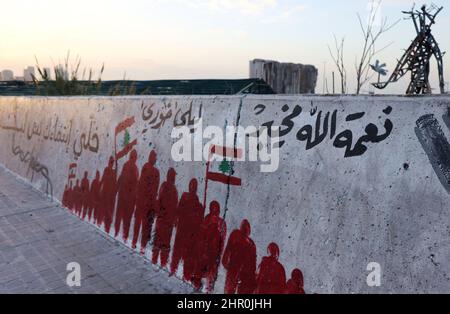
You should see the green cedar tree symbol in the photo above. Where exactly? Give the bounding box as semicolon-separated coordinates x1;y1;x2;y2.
219;159;232;174
122;129;131;148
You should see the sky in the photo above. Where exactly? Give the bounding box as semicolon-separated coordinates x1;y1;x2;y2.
0;0;449;94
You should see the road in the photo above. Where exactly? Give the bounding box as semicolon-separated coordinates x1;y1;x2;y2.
0;167;194;294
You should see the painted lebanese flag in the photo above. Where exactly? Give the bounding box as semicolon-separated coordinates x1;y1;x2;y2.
203;144;243;208
206;145;243;186
115;116;138;161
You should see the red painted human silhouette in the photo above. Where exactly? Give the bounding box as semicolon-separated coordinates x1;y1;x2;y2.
114;149;139;241
255;242;287;294
170;178;204;281
88;171;101;222
66;182;74;211
62;184;69;209
152;168;178;267
99;156;117;233
132;150;160;253
222;219;257;294
285;268;305;294
80;171;90;220
196;200;227;293
73;179;82;216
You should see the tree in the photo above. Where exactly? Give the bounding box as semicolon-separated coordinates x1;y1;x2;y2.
328;35;347;94
328;0;399;95
354;0;399;95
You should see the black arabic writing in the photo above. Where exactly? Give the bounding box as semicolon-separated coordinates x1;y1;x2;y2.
254;103;393;158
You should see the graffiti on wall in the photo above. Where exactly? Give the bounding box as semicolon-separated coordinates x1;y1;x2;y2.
0;104;105;197
72;119;100;160
11;134;53;197
141;100;203;133
0;105;55;196
254;103;393;157
61;112;306;294
0;106;101;161
0;99;368;294
0;109;73;154
1;112;73;148
115;117;138;161
415;113;450;193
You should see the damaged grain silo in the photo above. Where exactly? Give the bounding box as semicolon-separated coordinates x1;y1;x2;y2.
250;59;318;94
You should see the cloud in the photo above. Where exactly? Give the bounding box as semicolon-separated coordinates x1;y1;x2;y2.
204;0;277;15
152;0;310;25
262;4;307;24
381;0;415;3
156;0;278;15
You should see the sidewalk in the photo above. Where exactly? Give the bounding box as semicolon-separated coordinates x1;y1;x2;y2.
0;167;194;294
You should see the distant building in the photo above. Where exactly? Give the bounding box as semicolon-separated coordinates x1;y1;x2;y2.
250;59;318;94
24;66;35;82
1;70;14;81
15;76;24;81
0;72;2;81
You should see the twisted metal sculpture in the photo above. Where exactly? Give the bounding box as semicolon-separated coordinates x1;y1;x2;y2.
373;4;445;94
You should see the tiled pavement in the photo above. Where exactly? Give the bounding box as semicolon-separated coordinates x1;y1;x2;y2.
0;167;195;294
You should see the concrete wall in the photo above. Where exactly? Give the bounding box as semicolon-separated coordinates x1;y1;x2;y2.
250;59;318;94
0;95;449;294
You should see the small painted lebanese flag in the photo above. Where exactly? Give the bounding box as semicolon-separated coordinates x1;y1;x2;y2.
206;145;243;186
115;117;138;161
67;163;77;184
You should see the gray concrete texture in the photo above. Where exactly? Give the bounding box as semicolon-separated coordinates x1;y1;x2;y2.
0;95;449;293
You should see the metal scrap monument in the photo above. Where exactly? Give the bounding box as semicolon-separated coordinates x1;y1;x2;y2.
373;4;445;95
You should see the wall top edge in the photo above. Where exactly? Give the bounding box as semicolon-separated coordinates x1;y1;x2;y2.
0;94;449;101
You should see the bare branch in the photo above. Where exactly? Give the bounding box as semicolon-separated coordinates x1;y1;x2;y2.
328;34;347;94
354;0;399;94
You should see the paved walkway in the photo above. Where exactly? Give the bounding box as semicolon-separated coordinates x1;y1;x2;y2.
0;167;194;294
